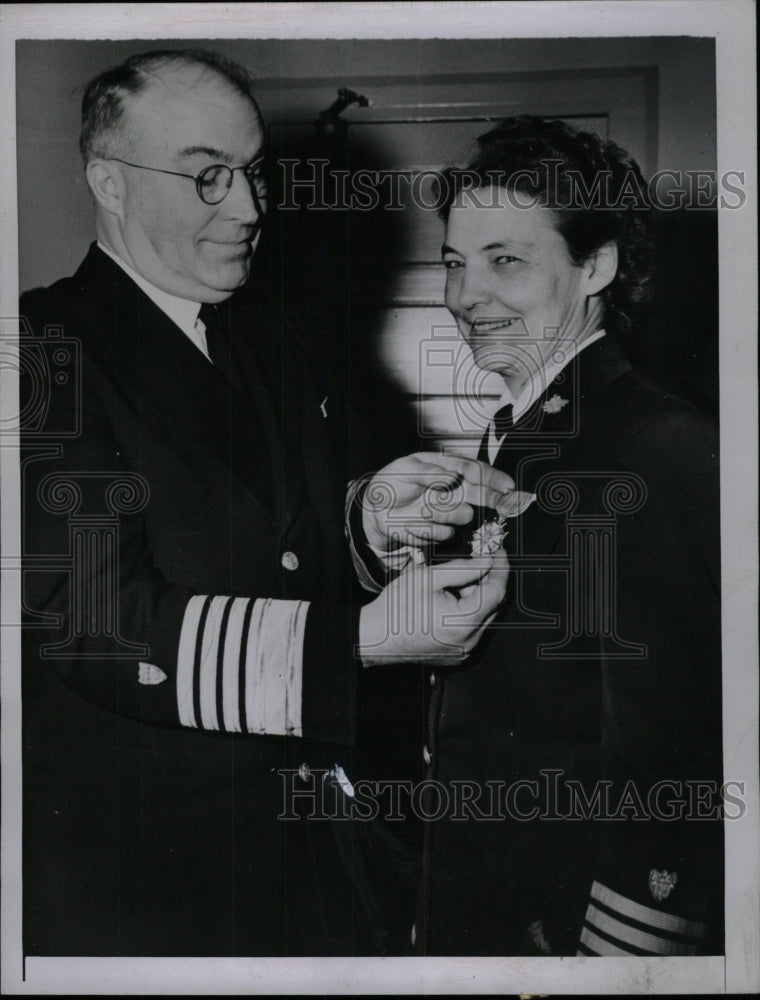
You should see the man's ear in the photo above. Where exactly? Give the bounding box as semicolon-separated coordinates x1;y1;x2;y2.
85;159;126;220
583;241;618;297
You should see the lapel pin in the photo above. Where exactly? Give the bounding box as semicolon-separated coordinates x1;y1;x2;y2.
649;868;678;903
542;394;569;415
320;396;328;418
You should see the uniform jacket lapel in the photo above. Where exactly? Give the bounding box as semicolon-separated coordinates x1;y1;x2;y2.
75;245;277;523
489;336;634;560
225;283;307;532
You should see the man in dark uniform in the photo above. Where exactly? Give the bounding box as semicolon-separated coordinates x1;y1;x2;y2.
20;49;510;957
351;117;723;956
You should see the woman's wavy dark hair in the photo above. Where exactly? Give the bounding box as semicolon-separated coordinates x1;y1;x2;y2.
436;116;654;335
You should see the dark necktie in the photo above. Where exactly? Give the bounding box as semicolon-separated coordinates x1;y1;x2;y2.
492;403;514;439
198;303;231;382
199;303;272;507
478;402;514;465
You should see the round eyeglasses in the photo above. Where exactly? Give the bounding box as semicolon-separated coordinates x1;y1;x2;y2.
109;156;267;206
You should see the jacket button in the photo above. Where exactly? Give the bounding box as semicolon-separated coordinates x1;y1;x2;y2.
429;672;437;688
423;746;432;765
298;762;311;781
281;551;299;571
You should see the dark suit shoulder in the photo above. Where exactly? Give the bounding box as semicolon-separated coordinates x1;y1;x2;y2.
22;272;92;323
21;251;121;355
586;366;717;460
579;366;719;583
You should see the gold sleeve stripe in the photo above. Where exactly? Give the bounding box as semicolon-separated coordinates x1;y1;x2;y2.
286;600;308;734
579;926;635;957
221;597;251;733
591;881;707;939
199;595;230;731
585;904;699;956
245;598;307;736
176;594;208;728
177;595;308;736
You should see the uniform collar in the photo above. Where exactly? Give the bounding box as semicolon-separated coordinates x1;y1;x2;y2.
96;241;202;339
494;328;607;424
486;332;632;463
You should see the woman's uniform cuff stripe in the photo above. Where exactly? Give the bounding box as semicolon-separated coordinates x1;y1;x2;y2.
584;903;699;955
579;926;637;957
590;880;707;939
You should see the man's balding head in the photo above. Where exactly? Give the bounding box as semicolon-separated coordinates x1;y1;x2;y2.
82;48;265;302
80;49;259;164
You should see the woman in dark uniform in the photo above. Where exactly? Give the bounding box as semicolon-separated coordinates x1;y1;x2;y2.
356;116;723;956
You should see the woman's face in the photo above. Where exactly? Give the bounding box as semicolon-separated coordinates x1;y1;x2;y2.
443;185;603;391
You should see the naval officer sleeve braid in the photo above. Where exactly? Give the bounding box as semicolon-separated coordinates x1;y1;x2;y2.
175;595;360;745
177;595;308;735
577;881;708;956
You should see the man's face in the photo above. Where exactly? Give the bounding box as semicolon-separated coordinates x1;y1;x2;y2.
116;66;265;302
443;186;592;391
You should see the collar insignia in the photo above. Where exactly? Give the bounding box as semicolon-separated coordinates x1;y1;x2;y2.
649;869;678;903
542;394;569;415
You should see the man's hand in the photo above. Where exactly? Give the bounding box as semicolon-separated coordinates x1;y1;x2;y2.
361;453;516;554
358;549;509;667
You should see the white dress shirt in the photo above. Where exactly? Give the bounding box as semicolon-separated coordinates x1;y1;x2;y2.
96;241;212;361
